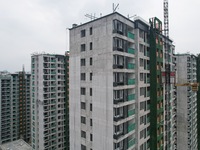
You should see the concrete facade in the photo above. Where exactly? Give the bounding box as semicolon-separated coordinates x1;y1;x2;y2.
176;54;197;150
31;54;68;150
69;12;151;150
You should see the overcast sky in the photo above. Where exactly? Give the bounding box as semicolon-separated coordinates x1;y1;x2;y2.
0;0;199;72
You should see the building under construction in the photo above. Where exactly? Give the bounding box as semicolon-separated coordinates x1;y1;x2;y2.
69;11;177;150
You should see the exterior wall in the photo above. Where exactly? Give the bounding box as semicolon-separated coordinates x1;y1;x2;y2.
31;54;67;150
134;20;150;150
70;13;137;150
176;54;198;150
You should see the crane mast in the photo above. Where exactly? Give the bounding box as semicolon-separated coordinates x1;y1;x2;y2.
164;0;169;37
163;0;171;149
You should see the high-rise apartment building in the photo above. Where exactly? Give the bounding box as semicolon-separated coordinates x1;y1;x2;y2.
0;70;31;144
197;54;200;150
176;54;197;150
69;12;176;150
149;18;176;150
31;54;69;150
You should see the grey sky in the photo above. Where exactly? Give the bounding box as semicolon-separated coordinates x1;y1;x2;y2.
0;0;199;72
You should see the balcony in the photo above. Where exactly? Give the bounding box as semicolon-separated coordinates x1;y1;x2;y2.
128;94;135;101
128;79;135;85
128;123;135;132
128;109;135;117
128;48;135;54
113;81;124;87
128;138;135;148
113;130;123;139
114;97;124;104
113;64;124;69
127;32;134;40
114;114;124;122
127;63;135;69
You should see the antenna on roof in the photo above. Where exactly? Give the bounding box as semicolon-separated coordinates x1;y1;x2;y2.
127;14;137;20
85;14;98;21
113;3;119;12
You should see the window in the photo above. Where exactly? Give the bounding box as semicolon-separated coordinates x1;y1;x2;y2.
140;116;144;125
90;103;92;111
140;58;144;67
90;42;93;50
90;88;92;96
81;30;86;37
90;119;93;126
90;27;93;35
81;116;86;124
81;59;86;66
140;73;144;81
81;44;86;52
81;144;86;150
90;58;93;65
81;73;86;81
140;130;144;139
140;87;145;96
81;88;86;95
81;130;86;138
90;134;93;141
90;73;93;81
81;102;86;109
140;102;144;110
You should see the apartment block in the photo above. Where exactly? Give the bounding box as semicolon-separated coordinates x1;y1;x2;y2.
176;54;197;150
31;54;69;150
149;17;176;150
0;70;31;144
69;12;176;150
69;12;164;150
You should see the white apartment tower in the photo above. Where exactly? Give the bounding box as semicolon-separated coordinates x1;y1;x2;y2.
176;54;197;150
70;12;151;150
31;54;68;150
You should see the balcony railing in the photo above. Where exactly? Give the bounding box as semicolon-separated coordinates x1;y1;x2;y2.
127;32;134;40
114;97;124;104
128;123;135;132
114;114;124;121
128;94;135;101
128;138;135;148
127;63;135;69
113;130;123;139
128;48;135;54
128;109;135;117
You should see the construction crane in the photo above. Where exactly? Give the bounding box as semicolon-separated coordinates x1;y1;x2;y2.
175;83;199;92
